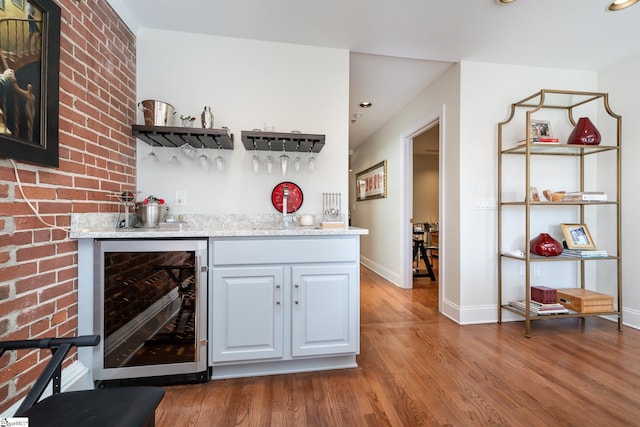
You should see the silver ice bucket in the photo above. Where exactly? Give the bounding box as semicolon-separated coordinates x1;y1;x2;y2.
138;100;175;126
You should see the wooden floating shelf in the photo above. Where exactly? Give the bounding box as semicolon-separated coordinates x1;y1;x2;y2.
241;131;325;153
132;125;234;150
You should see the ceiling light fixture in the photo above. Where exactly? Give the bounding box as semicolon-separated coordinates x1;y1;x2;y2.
608;0;639;10
359;102;372;108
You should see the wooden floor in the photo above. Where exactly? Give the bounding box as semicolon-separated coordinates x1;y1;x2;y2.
155;264;640;426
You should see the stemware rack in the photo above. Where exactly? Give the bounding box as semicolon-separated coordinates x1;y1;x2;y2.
241;131;325;153
132;125;234;150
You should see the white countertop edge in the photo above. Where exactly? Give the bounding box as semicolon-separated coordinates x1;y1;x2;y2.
70;227;368;239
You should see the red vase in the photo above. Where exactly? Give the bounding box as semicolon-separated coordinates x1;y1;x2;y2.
567;117;601;145
530;233;563;257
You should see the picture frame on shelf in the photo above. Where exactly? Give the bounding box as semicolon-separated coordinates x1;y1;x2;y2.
530;120;552;139
529;186;540;202
560;223;596;249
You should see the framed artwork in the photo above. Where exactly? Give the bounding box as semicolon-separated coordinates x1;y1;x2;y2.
356;160;387;201
530;120;552;139
560;223;596;250
0;0;60;167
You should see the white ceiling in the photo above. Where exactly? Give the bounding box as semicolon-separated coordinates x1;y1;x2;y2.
109;0;640;150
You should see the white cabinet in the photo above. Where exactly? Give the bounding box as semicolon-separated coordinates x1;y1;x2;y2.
209;236;361;378
291;264;358;357
212;266;284;362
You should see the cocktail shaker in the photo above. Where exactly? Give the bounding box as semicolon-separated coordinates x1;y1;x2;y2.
201;106;213;129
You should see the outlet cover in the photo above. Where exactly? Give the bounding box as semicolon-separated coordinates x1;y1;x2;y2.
175;190;187;207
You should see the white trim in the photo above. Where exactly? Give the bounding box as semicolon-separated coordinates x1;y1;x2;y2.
0;360;91;418
360;256;404;288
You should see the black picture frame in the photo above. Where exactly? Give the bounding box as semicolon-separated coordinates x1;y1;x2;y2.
0;0;60;167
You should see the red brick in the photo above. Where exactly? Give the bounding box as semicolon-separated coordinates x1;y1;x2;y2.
56;188;87;200
39;254;75;274
0;293;38;316
16;303;55;330
17;244;56;262
39;171;73;187
0;262;38;282
15;272;56;295
17;186;57;200
51;311;68;326
0;201;32;216
0;352;38;384
39;281;74;303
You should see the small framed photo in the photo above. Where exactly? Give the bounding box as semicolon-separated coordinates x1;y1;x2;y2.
530;120;552;139
529;186;540;202
560;224;596;249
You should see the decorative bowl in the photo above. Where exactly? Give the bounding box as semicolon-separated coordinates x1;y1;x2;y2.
542;190;565;202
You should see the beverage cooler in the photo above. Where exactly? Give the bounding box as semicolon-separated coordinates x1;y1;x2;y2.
93;239;208;386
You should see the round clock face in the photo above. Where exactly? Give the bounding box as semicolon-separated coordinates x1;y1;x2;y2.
271;182;303;213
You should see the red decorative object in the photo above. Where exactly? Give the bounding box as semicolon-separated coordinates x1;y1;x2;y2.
530;233;563;257
567;117;601;145
271;182;303;213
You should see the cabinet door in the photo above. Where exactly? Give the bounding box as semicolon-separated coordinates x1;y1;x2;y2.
291;264;358;357
211;266;284;362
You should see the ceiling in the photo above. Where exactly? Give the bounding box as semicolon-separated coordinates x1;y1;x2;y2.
109;0;640;150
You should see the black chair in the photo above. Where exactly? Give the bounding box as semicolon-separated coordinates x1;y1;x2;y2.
0;335;165;427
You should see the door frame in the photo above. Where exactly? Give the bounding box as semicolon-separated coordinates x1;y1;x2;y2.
403;105;445;312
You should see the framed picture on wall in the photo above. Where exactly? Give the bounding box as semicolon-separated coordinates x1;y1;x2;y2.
0;0;61;167
356;160;387;201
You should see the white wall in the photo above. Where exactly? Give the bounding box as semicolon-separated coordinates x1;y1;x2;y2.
135;29;349;216
352;60;623;324
599;54;640;328
458;62;598;323
413;154;439;225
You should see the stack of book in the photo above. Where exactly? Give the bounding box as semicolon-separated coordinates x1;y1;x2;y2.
560;248;608;258
517;137;560;145
320;221;346;229
508;300;570;315
563;191;607;202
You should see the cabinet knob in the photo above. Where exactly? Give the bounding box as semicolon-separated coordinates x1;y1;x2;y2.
276;301;281;305
276;284;280;289
295;284;299;288
294;300;299;305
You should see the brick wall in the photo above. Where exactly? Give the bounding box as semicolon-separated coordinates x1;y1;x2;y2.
0;0;136;412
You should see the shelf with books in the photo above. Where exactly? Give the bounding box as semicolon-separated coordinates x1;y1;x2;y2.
497;89;623;337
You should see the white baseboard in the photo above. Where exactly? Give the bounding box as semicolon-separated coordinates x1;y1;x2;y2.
360;256;405;288
1;360;91;418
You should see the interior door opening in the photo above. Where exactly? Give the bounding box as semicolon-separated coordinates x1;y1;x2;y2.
411;123;439;292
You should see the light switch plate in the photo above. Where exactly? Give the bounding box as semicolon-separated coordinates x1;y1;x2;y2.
175;190;187;207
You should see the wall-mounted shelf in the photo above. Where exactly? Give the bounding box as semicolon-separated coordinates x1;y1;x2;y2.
132;125;234;150
241;131;324;153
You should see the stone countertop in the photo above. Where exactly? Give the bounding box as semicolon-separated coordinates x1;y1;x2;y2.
70;213;368;239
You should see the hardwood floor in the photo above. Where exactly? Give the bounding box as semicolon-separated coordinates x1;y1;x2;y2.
155;265;640;426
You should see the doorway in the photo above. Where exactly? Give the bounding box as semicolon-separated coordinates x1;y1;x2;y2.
411;123;439;291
